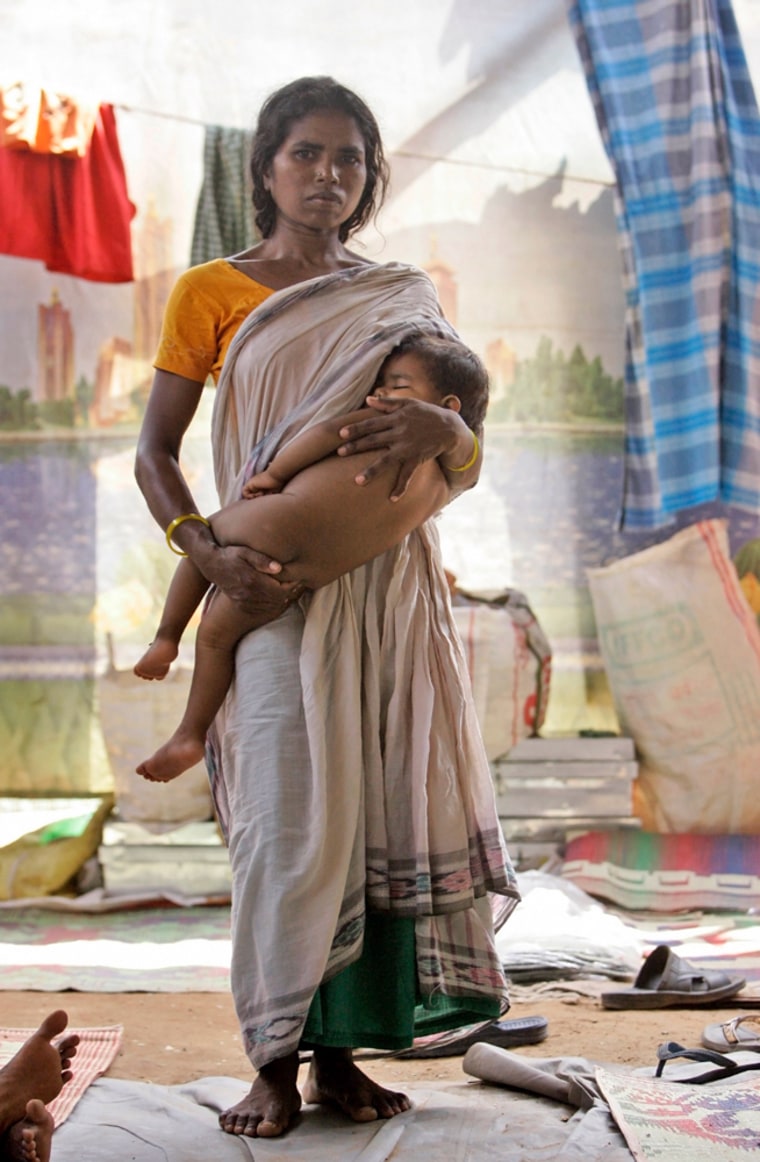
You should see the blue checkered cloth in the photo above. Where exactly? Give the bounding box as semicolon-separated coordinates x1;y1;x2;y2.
568;0;760;529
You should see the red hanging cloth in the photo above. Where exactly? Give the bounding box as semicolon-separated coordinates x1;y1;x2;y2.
0;103;135;282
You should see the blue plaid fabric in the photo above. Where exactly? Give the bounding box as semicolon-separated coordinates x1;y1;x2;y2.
568;0;760;529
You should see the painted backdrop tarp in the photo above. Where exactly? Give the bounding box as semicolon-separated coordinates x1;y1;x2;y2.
1;0;759;795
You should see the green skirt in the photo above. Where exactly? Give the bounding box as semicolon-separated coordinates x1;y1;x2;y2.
301;912;500;1052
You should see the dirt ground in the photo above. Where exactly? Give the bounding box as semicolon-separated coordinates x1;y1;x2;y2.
5;989;747;1089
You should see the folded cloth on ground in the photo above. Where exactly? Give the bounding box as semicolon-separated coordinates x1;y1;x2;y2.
0;1024;122;1126
462;1043;634;1160
601;944;745;1009
702;1014;760;1052
497;870;643;983
463;1042;576;1102
504;950;633;983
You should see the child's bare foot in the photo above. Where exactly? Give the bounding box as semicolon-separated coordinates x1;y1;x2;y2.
0;1011;78;1135
219;1052;301;1137
133;637;178;681
303;1047;410;1123
4;1100;54;1162
136;730;206;782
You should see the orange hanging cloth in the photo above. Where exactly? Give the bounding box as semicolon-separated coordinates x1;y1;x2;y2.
0;97;135;282
0;82;97;155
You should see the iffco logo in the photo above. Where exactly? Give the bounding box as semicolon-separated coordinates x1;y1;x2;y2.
600;605;701;668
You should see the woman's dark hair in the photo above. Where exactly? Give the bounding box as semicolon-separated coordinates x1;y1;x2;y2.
250;76;390;242
390;334;490;431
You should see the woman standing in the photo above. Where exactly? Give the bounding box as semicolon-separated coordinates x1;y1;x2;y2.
135;76;518;1139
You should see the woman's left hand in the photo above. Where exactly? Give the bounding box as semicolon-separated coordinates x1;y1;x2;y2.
337;396;471;499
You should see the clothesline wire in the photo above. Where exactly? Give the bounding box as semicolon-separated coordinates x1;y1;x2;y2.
114;102;613;189
395;149;613;187
114;102;209;127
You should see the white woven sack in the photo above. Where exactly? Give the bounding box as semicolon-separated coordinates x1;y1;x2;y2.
451;588;551;761
588;519;760;833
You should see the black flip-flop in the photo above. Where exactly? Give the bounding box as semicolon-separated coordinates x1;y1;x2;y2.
655;1040;760;1084
394;1014;548;1059
601;945;745;1010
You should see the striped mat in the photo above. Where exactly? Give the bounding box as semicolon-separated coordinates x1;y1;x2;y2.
0;905;231;992
0;1024;123;1126
562;830;760;914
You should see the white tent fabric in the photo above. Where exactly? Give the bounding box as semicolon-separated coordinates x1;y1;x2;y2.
2;1;760;791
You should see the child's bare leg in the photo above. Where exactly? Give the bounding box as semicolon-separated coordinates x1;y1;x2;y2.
134;557;210;681
136;590;276;783
136;495;309;782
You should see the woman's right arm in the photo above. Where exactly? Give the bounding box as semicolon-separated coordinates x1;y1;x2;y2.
135;369;293;616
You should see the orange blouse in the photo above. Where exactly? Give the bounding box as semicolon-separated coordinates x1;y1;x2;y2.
153;259;273;384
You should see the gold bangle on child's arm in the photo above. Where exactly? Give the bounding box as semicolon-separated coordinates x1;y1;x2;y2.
443;431;479;473
165;512;210;557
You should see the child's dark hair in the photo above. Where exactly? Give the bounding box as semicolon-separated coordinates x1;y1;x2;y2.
392;334;489;430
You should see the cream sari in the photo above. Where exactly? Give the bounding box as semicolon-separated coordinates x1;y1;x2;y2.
207;262;519;1069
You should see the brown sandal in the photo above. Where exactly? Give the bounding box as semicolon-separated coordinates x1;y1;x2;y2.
601;945;745;1010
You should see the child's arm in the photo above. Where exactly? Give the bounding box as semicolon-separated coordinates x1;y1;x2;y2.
243;407;375;495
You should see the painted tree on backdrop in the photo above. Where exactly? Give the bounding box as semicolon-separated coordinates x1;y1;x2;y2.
488;338;623;425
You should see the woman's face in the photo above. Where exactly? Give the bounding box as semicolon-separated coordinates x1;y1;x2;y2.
264;110;368;236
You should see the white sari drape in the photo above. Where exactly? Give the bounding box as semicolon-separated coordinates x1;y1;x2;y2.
207;262;519;1069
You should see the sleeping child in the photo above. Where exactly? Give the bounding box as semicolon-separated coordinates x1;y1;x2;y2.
133;334;488;782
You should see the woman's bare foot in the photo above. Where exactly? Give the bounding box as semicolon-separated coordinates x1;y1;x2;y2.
3;1100;54;1162
219;1051;301;1138
0;1011;78;1135
303;1047;410;1122
136;730;205;782
133;637;178;681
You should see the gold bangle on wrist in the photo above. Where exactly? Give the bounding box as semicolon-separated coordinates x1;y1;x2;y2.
445;431;479;473
165;512;210;556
